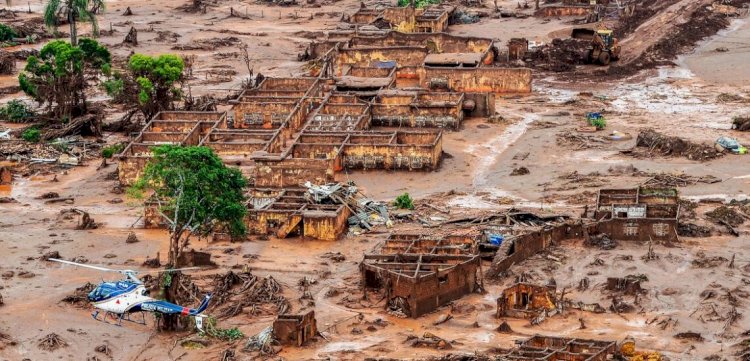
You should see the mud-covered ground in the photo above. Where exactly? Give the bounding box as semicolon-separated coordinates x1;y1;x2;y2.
1;0;750;360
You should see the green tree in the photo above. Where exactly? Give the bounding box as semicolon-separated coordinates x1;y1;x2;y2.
104;54;185;119
44;0;104;45
0;24;18;42
132;145;247;267
19;39;110;118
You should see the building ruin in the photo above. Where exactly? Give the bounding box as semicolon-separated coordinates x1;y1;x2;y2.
593;187;680;243
500;335;619;360
497;282;557;320
273;311;317;346
117;14;534;240
360;233;481;317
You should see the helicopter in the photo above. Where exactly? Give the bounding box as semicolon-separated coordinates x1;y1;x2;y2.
49;258;211;331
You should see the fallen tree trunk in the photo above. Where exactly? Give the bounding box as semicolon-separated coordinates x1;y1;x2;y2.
42;114;100;141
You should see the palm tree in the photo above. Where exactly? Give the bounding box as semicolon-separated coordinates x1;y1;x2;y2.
43;0;102;46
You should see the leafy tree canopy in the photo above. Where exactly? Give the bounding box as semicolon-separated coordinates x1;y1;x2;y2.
132;145;247;265
105;54;185;119
19;39;110;117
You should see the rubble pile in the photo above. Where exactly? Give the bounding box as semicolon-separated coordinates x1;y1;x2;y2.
640;172;721;188
677;222;713;238
209;271;290;319
0;331;15;349
691;252;728;268
556;131;610;149
732;116;750;131
304;181;390;231
60;282;96;307
525;38;590;72
634;129;724;161
244;326;277;356
171;37;241;51
37;333;67;351
705;206;746;228
0;50;14;75
406;332;452;350
0;141;62;161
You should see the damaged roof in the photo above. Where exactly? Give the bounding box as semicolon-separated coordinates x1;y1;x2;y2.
423;53;483;67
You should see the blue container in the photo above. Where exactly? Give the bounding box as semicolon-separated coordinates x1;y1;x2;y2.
488;234;504;245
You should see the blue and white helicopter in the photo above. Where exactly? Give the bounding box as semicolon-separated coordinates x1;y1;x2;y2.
50;258;211;331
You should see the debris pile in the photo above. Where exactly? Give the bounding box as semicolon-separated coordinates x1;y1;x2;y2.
640;172;721;188
125;232;139;243
37;333;67;351
732;116;750;131
634;129;724;161
706;206;746;228
585;233;616;250
304;181;390;231
59;208;98;230
60;282;96;307
556;131;609;149
0;50;14;75
172;37;241;51
210;271;290;319
692;252;728;268
510;167;529;176
525;38;590;72
0;141;62;162
677;222;713;238
244;326;277;356
406;332;452;349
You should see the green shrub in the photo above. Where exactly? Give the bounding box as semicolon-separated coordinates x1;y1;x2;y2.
589;117;606;129
101;143;125;158
397;0;440;7
21;127;41;142
0;24;17;42
394;192;414;210
0;100;35;123
102;78;124;100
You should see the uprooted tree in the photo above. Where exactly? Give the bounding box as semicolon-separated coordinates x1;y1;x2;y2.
104;53;185;120
19;39;111;119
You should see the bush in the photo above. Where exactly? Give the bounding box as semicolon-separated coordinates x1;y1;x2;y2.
397;0;440;7
0;24;17;42
589;117;606;129
394;192;414;210
21;127;41;142
101;143;126;158
0;100;35;123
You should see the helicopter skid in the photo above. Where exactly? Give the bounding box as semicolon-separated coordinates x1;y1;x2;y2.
92;310;147;327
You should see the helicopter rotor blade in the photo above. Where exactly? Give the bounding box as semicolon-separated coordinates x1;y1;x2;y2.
138;267;203;274
48;258;120;273
49;259;204;276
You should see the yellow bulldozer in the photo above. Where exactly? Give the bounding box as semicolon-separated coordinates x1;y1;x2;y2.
571;28;621;65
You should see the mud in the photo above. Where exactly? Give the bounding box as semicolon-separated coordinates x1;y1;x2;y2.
0;0;750;360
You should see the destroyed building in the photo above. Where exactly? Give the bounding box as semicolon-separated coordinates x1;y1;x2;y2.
118;14;534;241
500;335;619;360
361;233;481;317
497;282;557;319
346;5;452;33
593;187;680;243
273;311;317;346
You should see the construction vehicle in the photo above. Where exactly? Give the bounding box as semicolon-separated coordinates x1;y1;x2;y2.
571;28;621;65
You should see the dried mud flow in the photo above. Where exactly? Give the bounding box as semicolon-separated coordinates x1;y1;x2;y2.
1;0;750;360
